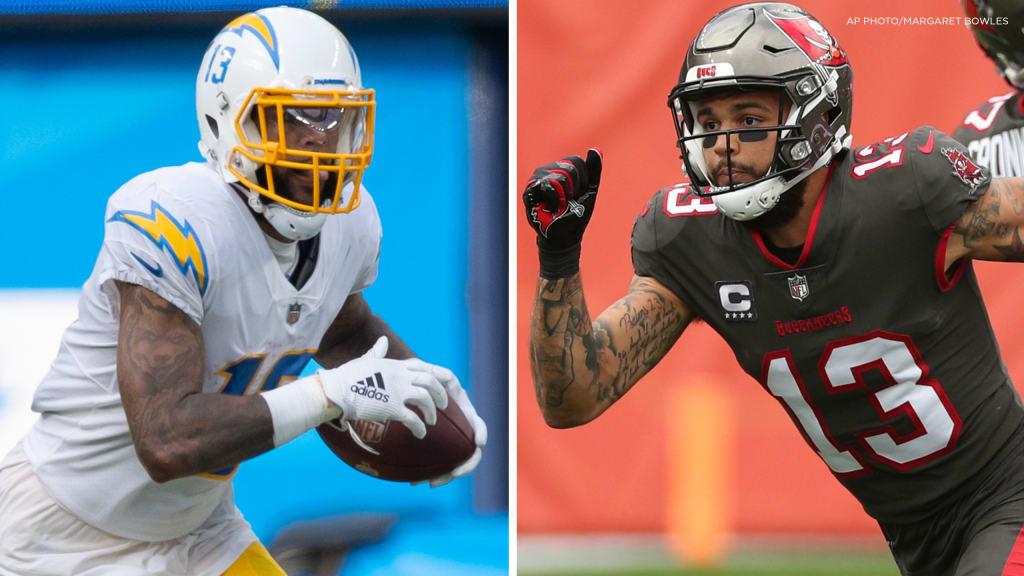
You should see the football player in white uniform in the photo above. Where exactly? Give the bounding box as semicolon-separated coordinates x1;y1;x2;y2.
0;7;486;576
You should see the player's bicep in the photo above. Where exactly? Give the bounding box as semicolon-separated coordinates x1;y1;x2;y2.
593;275;692;387
317;292;371;347
116;281;204;453
947;177;1024;266
314;292;372;364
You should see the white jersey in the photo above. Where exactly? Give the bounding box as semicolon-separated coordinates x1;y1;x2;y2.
22;161;381;541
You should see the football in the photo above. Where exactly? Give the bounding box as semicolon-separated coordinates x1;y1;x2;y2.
317;401;476;482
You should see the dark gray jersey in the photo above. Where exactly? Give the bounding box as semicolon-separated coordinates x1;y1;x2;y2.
632;126;1024;523
953;90;1024;176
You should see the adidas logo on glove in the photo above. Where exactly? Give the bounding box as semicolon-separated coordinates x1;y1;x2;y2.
350;372;389;402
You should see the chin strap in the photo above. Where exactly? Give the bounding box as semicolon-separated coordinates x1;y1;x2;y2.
782;132;846;191
247;192;267;214
714;130;849;221
236;186;326;241
999;56;1024;89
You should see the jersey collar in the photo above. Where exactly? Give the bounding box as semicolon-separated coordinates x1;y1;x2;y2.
747;160;840;272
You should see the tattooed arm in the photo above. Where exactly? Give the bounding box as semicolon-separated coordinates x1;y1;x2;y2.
945;178;1024;269
529;274;692;428
116;281;276;483
314;292;415;367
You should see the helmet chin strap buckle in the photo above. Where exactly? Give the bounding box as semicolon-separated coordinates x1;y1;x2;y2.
757;190;779;209
264;202;328;241
999;54;1024;88
247;193;266;214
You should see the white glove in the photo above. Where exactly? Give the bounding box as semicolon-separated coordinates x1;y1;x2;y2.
403;359;488;488
319;336;449;441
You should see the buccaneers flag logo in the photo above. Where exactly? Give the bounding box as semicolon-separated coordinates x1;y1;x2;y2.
765;10;848;67
941;147;988;194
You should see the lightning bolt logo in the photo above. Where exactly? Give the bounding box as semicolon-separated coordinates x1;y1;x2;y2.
109;201;209;296
220;12;279;70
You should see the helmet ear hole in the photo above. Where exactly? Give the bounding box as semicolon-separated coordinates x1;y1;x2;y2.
206;115;220;139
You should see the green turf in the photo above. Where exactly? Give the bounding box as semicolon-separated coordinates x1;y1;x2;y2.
527;567;896;576
523;554;900;576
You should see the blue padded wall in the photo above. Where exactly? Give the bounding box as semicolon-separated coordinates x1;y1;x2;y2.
0;11;506;574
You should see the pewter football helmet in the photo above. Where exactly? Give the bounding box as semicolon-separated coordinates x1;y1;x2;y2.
668;2;853;220
963;0;1024;89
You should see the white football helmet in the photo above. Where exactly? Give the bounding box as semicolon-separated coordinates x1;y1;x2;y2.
196;6;375;240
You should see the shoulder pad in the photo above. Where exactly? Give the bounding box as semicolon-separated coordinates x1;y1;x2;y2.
633;182;715;255
103;166;221;299
654;182;718;218
958;92;1016;134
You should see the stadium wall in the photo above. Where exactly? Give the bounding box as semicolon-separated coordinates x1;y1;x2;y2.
0;3;507;571
517;0;1022;547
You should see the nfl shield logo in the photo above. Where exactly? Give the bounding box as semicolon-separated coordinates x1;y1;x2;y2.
353;420;387;444
286;303;301;324
788;274;810;301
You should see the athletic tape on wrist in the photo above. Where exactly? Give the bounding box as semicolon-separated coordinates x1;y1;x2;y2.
260;374;342;447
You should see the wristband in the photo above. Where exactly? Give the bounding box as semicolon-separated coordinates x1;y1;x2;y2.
260;374;342;447
537;242;582;279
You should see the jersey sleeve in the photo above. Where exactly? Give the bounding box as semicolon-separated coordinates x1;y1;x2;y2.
96;181;211;324
350;187;382;293
631;190;671;280
630;186;702;311
907;126;991;233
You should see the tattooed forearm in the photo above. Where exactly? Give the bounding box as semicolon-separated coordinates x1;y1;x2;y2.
117;282;275;482
954;178;1024;262
529;275;690;428
600;280;687;401
531;276;587;410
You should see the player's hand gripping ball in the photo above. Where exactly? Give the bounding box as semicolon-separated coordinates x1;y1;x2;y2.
317;400;478;483
317;339;484;484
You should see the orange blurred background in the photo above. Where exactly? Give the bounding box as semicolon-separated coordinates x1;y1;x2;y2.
517;0;1023;548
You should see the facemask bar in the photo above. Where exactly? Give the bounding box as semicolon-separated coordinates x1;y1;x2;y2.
670;84;802;197
230;87;376;214
667;72;834;197
994;51;1024;88
973;22;1024;89
681;126;805;194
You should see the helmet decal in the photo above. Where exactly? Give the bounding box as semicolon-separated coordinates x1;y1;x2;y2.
221;13;280;70
960;0;1024;88
195;7;376;239
766;11;848;67
964;0;996;33
667;2;854;221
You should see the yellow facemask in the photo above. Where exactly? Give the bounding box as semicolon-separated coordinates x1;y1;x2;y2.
229;87;375;214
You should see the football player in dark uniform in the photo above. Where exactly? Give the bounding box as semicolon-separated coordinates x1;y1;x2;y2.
524;3;1024;575
954;0;1024;175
